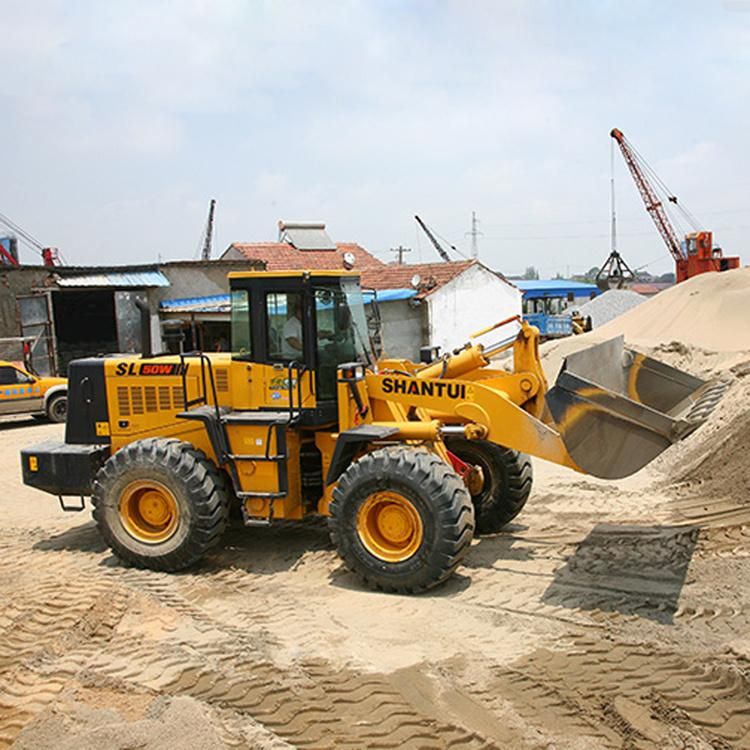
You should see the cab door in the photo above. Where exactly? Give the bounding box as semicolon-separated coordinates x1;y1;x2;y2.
0;365;43;415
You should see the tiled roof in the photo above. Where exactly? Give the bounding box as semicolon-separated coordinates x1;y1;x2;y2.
360;260;516;299
224;242;385;272
629;282;673;295
222;245;514;300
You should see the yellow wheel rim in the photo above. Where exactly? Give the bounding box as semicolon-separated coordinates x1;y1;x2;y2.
356;491;423;563
119;479;180;544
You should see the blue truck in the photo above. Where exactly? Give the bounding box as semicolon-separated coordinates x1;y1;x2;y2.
515;279;599;338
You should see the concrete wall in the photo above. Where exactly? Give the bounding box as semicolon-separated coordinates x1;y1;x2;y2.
154;260;259;307
427;265;521;354
377;299;424;361
0;267;55;338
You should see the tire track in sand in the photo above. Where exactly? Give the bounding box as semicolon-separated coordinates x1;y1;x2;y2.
1;525;509;748
484;635;750;747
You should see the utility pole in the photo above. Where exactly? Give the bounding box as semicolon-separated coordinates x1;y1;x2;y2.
390;245;411;265
466;211;483;259
201;198;216;262
610;139;617;257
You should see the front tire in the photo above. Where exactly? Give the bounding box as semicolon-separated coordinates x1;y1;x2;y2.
329;447;475;593
446;438;532;534
46;393;67;423
92;438;229;571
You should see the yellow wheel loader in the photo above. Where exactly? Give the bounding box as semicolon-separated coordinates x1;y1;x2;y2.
21;271;725;593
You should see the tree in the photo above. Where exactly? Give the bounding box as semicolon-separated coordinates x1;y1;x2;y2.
523;266;540;280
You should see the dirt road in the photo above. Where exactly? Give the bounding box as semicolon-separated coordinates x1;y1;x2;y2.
2;411;749;750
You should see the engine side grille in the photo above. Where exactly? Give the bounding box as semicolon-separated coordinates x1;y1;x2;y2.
172;386;185;410
158;386;171;411
215;368;229;393
117;387;130;417
144;386;158;413
130;387;144;415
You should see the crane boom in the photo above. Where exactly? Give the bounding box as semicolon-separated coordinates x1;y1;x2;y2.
610;128;740;283
0;211;60;266
610;129;684;263
201;198;216;262
414;215;452;262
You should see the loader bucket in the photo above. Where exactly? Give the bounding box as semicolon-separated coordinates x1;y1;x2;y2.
546;336;727;479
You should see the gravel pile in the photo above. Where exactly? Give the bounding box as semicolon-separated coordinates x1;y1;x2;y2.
575;289;646;328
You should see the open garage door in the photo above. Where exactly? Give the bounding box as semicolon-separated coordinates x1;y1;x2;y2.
16;293;56;376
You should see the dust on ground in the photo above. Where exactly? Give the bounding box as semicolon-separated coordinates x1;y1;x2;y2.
2;269;750;749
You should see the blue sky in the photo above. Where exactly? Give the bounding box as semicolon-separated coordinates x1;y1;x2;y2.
2;0;748;276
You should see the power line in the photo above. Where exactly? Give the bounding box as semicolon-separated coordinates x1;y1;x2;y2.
479;206;750;229
390;245;411;264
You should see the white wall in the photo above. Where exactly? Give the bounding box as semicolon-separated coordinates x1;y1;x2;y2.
378;299;424;361
427;265;521;354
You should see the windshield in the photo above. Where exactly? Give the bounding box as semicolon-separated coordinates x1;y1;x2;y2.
314;280;371;400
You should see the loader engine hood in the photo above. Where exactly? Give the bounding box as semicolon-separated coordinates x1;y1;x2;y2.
546;336;726;479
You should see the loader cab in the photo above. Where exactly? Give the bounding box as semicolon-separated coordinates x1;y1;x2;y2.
228;271;371;418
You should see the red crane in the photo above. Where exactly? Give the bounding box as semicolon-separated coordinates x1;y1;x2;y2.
0;211;61;266
610;128;740;283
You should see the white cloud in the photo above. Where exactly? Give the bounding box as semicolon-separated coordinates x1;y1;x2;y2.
0;0;747;273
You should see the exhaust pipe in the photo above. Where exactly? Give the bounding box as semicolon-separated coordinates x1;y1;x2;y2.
547;336;727;479
135;298;153;358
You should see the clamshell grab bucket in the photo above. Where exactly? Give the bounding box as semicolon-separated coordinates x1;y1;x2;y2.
546;336;726;479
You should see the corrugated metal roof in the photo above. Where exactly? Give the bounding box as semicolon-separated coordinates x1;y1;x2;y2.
161;294;231;313
56;270;170;288
363;288;417;302
515;279;600;299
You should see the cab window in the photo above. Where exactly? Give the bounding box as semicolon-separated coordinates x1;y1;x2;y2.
0;366;32;386
266;292;304;362
230;290;252;357
314;283;370;401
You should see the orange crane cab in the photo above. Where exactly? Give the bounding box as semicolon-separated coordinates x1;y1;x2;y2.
679;230;740;283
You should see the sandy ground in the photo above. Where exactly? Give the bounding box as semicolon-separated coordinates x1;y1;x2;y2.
2;403;750;748
2;269;750;749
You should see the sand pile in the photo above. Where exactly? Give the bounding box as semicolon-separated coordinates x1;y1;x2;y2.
540;268;750;380
576;288;645;327
594;267;750;351
647;375;750;505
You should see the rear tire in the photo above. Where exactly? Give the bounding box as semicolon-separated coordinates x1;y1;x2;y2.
446;438;532;534
46;393;67;423
329;447;475;593
92;438;229;571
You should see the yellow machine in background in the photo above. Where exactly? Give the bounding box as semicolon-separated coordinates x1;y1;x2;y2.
21;270;724;593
